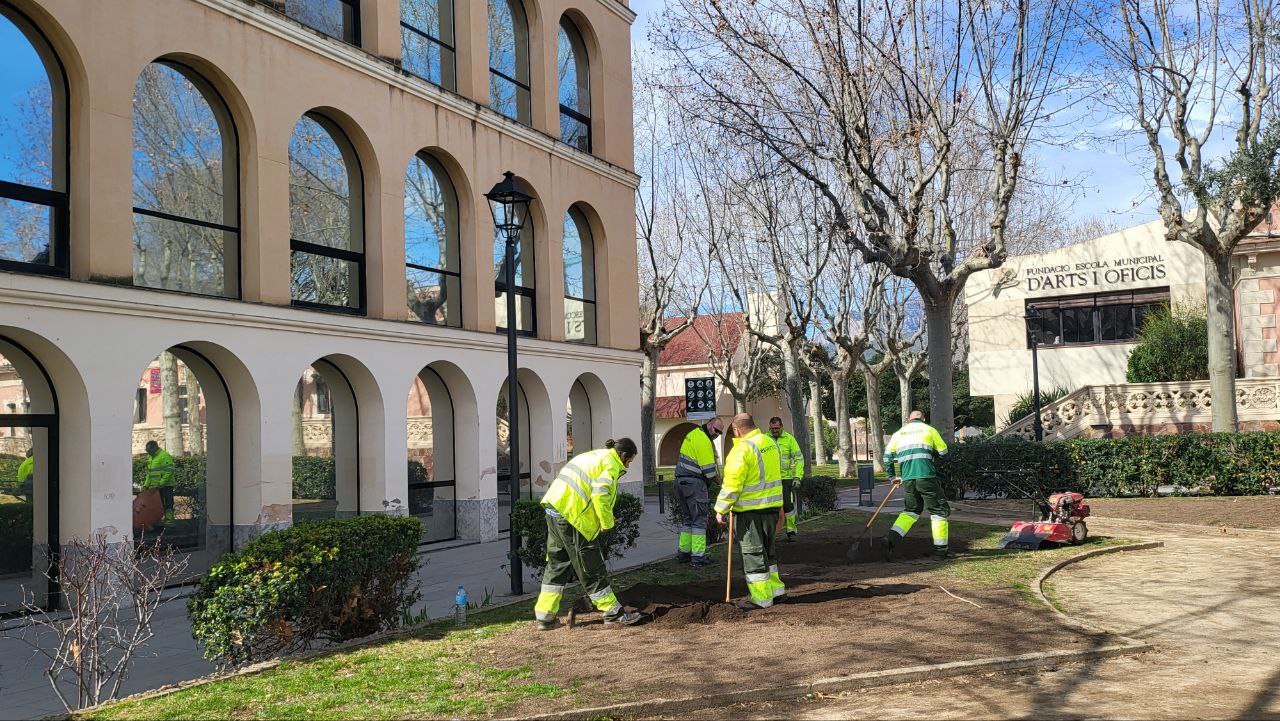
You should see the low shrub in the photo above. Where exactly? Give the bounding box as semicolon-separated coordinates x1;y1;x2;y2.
0;502;33;574
798;475;838;515
1003;386;1070;428
513;492;643;572
291;456;337;500
0;453;23;494
188;514;423;667
665;479;726;545
938;432;1280;499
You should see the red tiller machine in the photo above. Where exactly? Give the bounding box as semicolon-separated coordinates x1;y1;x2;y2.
998;491;1091;550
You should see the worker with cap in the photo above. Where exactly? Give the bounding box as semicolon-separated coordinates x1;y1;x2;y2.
881;410;951;560
533;438;644;630
715;413;786;609
674;417;724;565
768;416;805;541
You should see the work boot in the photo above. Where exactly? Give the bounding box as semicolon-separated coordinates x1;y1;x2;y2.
536;617;562;631
675;551;692;563
690;555;714;567
786;531;797;542
933;546;950;561
733;598;765;612
603;609;644;627
880;533;897;562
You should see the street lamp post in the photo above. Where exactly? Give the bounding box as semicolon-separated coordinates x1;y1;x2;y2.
486;171;533;596
1024;305;1044;442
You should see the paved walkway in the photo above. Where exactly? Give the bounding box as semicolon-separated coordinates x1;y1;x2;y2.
0;497;680;720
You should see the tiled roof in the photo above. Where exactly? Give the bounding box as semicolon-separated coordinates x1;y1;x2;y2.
654;396;686;419
657;313;744;366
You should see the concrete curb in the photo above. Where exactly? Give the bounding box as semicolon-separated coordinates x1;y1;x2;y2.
1034;540;1165;634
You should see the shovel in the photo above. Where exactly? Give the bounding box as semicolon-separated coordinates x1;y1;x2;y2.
724;511;735;603
845;479;901;562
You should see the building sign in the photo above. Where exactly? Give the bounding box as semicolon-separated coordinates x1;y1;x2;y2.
149;368;161;394
685;377;717;421
1022;254;1167;293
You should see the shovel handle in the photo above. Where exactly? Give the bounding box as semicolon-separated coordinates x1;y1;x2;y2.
725;512;734;604
864;480;902;531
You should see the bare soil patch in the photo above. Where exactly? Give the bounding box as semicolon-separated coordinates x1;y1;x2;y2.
480;519;1113;717
956;495;1280;529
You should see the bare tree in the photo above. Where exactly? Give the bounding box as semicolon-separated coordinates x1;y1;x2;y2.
11;537;189;712
656;0;1078;440
1088;0;1280;431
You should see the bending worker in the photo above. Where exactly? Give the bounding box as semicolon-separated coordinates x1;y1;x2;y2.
768;416;805;541
674;417;723;566
881;410;951;560
143;440;176;515
534;438;644;630
715;413;786;609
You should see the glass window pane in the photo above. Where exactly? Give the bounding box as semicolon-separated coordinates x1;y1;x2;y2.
407;267;461;326
0;427;48;613
488;0;521;80
404;0;452;44
285;0;356;43
290;114;354;251
1062;306;1095;344
564;298;595;344
558;25;579;111
405;155;457;272
291;250;358;307
0;13;53;191
0;199;52;265
132;64;229;227
493;219;533;288
132;214;231;296
490;75;522;121
560;114;589;152
495;291;533;333
402;26;444;86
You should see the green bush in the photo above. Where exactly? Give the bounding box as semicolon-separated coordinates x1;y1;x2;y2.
0;453;23;494
665;479;727;545
291;456;337;500
798;475;838;515
1003;386;1070;427
937;433;1280;499
513;493;643;572
188;515;423;667
0;502;33;574
1127;305;1209;383
407;459;428;488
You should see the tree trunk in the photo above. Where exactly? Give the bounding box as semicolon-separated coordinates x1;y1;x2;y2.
291;380;305;457
896;367;912;425
160;352;183;456
809;377;828;464
832;372;854;477
1205;253;1239;432
781;344;811;478
863;367;886;473
641;349;660;486
186;369;204;456
924;297;956;442
733;394;747;414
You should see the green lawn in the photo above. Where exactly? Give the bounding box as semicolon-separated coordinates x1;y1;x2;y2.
82;510;1130;720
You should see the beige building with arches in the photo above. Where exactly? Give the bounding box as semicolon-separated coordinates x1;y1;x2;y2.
0;0;640;614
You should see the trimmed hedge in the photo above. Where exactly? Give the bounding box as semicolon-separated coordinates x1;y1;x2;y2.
0;502;33;574
798;475;839;515
188;514;423;667
938;433;1280;499
513;493;643;572
291;456;336;500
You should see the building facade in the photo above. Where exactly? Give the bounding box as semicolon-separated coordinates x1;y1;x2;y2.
0;0;640;613
967;215;1280;431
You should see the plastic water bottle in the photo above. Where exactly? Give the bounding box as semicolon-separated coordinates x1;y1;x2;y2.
454;585;468;626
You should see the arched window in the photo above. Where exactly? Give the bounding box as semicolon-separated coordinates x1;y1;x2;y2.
557;17;591;152
405;152;461;326
563;206;595;344
132;62;239;298
494;201;535;336
488;0;531;124
0;5;68;276
402;0;455;90
284;0;359;45
289;112;364;313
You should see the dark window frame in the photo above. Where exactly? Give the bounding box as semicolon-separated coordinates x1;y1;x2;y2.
556;17;592;154
405;152;462;328
562;207;596;346
558;105;591;153
410;366;458;545
400;0;456;91
0;4;70;278
1026;287;1170;349
259;0;361;46
288;112;367;316
495;223;536;338
488;0;532;125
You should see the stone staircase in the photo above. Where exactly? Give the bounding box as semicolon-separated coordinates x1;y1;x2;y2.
998;378;1280;440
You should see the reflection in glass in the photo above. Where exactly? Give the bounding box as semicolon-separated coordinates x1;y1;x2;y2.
488;0;530;123
563;208;596;344
292;367;337;523
557;18;591;151
289;113;363;310
402;0;455;89
291;250;358;307
405;153;461;326
284;0;358;43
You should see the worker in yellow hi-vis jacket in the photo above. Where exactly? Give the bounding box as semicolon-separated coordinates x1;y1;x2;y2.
715;413;786;610
768;416;805;541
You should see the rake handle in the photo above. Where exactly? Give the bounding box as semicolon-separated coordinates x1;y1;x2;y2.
725;512;734;604
864;480;902;532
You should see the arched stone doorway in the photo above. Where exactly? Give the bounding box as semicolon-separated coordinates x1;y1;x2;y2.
290;359;360;523
659;422;698;466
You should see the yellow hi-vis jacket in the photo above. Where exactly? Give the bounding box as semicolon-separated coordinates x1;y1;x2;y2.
143;449;176;489
714;430;783;515
675;426;719;484
540;448;625;541
773;431;805;480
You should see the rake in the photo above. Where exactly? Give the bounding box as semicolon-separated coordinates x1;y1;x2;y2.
845;479;901;562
